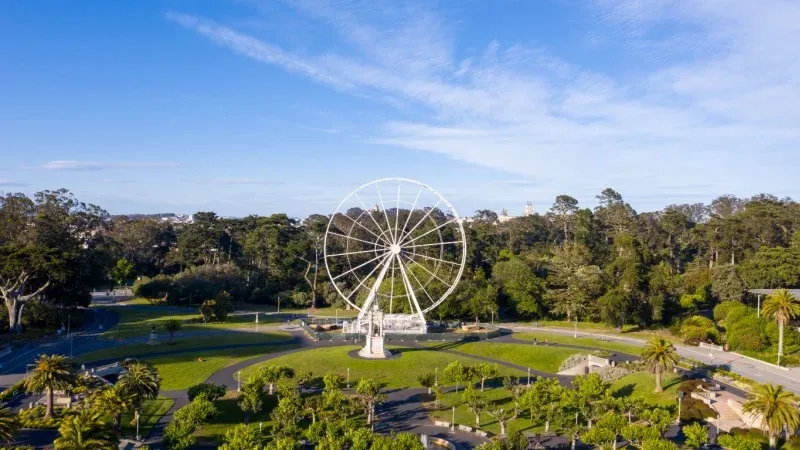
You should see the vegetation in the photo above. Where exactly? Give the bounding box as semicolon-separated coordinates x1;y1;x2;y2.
641;338;678;393
24;354;76;418
742;384;800;449
761;289;800;365
117;362;161;440
53;410;118;450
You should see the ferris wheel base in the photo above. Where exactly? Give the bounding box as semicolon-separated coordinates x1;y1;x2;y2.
348;314;428;335
358;336;393;359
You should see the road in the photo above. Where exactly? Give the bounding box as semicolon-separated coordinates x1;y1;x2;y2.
506;324;800;394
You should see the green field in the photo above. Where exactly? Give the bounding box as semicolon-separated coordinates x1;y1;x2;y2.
144;345;298;390
237;346;526;389
100;304;287;339
610;372;682;406
120;396;174;439
76;331;292;363
514;332;643;356
445;342;580;373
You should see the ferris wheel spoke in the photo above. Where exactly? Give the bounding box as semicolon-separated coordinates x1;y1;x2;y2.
397;199;443;244
404;251;461;267
400;218;459;247
332;250;390;281
394;182;401;244
375;183;396;243
401;240;464;250
340;212;391;245
400;187;423;237
401;252;454;288
345;253;393;301
327;248;388;258
396;256;428;316
327;231;388;248
399;257;437;310
354;192;392;244
389;255;396;314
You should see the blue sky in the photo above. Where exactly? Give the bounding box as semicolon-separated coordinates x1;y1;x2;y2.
2;0;799;218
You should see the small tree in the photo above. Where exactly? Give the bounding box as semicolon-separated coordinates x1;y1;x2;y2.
163;319;182;345
0;405;20;446
238;381;266;422
486;407;511;436
474;363;499;391
743;383;800;450
462;386;486;428
220;424;262;450
761;289;800;366
417;372;435;395
199;300;215;323
117;362;161;440
356;378;386;425
257;364;295;395
109;258;134;287
187;382;226;402
502;376;524;418
90;385;134;431
54;410;118;450
682;422;708;449
213;291;234;322
443;361;471;394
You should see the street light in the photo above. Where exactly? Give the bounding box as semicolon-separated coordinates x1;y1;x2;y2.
574;317;578;338
451;406;456;431
255;312;259;333
677;391;685;424
527;367;531;385
347;367;350;388
237;370;241;392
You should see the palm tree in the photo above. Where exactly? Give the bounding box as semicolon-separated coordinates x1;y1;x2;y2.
0;405;20;445
24;354;76;418
162;319;182;345
762;289;800;366
91;386;133;431
117;362;160;440
54;409;118;450
641;337;678;393
743;384;800;449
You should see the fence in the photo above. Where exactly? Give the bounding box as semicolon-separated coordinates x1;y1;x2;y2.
299;320;504;342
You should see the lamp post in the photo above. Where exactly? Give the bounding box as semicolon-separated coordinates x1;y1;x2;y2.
451;406;456;431
347;367;350;388
677;391;685;424
255;312;259;333
435;367;438;387
237;370;241;392
574;317;578;338
527;367;531;385
757;295;761;317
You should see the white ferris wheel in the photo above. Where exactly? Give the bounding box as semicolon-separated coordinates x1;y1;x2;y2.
323;178;467;333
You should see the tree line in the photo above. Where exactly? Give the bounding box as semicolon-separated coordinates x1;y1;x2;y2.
3;187;800;333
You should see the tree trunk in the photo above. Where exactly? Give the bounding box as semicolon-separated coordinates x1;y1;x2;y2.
778;319;784;366
45;388;54;418
5;298;19;333
475;413;480;428
114;413;121;430
571;438;576;450
480;378;485;392
135;409;141;440
769;434;776;450
499;420;506;436
269;382;274;395
655;369;663;393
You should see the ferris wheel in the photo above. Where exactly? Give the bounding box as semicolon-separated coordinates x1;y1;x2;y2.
323;178;467;328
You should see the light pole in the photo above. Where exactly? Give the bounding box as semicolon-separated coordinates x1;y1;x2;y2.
757;295;761;317
574;317;578;338
347;367;350;388
435;367;438;387
255;312;259;333
527;368;531;385
237;370;241;392
336;308;339;325
677;391;685;424
451;406;456;431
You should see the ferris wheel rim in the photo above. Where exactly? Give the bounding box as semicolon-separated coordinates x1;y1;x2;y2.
323;178;467;314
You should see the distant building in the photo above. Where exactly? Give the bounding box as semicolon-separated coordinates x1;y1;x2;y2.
498;202;534;223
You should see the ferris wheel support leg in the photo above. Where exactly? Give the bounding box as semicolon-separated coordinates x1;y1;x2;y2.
355;254;393;329
395;256;428;326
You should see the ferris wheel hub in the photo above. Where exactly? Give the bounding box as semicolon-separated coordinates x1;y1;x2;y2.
389;244;401;255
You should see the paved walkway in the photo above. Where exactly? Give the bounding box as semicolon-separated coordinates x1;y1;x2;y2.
507;324;800;394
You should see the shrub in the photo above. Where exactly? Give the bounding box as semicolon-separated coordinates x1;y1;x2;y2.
680;294;705;311
187;383;227;402
18;406;76;429
783;436;800;450
677;380;718;421
596;365;632;383
0;379;27;401
726;305;758;328
173;398;217;427
680;316;719;342
727;315;769;351
718;434;763;450
714;300;744;323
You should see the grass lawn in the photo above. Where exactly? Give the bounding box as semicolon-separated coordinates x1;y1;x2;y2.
442;342;580;373
238;346;526;389
120;396;174;439
145;345;299;390
195;390;278;443
100;304;287;339
76;331;292;364
611;372;682;406
514;332;643;356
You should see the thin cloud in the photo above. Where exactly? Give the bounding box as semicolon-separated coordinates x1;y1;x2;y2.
171;0;800;208
186;178;285;186
0;180;29;187
22;161;181;171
